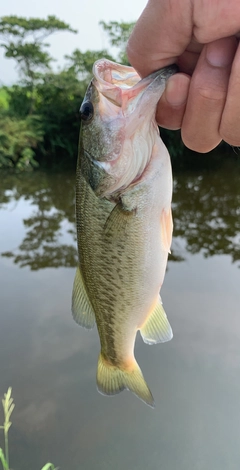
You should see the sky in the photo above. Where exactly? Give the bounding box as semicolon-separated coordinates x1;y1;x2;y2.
0;0;148;84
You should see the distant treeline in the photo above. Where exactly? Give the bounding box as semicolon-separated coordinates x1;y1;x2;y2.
0;16;235;171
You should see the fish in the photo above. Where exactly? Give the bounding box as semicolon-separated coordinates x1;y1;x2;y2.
72;59;177;408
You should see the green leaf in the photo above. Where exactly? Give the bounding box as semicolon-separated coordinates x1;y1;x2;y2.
0;449;8;470
41;464;57;470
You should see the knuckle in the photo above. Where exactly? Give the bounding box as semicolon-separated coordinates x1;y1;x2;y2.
195;84;226;103
220;130;240;147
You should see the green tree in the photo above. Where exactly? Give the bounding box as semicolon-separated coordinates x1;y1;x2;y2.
0;113;43;169
99;20;135;64
0;88;9;110
34;68;84;168
0;15;77;84
0;15;79;169
0;15;77;115
65;48;115;82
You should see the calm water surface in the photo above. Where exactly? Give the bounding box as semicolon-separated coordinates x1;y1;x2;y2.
0;162;239;470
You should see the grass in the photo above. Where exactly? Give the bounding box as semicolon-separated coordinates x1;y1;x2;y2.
0;388;57;470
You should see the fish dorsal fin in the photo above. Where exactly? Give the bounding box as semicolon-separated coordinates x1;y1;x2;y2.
161;208;173;253
72;266;96;329
140;296;173;344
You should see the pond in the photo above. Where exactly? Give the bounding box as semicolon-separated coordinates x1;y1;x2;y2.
0;160;239;470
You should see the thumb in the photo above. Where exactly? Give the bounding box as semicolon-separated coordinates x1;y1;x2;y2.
127;0;193;77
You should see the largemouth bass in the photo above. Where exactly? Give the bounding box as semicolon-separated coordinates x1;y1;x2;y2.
72;59;177;407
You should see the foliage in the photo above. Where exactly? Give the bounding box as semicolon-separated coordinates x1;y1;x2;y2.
65;48;115;82
0;16;222;171
0;89;9;110
0;15;77;119
99;20;135;64
0;113;43;169
41;465;57;470
33;69;83;167
0;388;57;470
0;388;14;469
0;15;77;84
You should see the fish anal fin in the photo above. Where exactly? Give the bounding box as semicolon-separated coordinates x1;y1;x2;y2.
161;208;173;253
97;354;155;408
140;296;173;344
71;266;95;329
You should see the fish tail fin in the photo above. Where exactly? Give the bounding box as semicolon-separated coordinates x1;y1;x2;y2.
96;353;155;408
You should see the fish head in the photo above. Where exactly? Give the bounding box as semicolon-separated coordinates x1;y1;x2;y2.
79;59;178;197
80;59;130;165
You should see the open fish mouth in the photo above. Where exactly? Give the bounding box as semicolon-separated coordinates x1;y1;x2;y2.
92;59;179;113
93;59;140;90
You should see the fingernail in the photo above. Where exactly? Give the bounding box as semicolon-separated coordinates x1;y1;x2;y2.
206;38;236;67
165;74;189;106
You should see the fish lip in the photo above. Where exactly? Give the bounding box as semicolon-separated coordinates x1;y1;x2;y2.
129;64;179;115
134;64;179;98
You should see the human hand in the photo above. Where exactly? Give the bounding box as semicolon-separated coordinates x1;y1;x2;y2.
127;0;240;152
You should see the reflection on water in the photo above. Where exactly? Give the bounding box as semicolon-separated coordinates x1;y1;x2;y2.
172;163;240;264
1;162;240;269
0;161;239;470
0;171;78;269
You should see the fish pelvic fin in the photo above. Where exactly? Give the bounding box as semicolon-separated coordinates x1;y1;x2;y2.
71;266;96;329
140;296;173;345
97;354;155;408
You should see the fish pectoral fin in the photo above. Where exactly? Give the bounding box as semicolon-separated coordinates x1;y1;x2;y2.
97;354;155;408
104;201;134;237
71;266;95;329
140;296;173;344
161;208;173;254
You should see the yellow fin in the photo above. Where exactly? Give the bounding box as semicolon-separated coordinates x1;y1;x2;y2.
97;354;155;408
161;208;173;253
140;297;173;344
71;266;95;329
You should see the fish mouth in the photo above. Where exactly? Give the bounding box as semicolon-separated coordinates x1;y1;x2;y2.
93;59;140;91
92;58;178;113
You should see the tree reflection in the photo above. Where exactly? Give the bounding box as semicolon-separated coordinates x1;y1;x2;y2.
0;160;239;270
171;161;240;265
0;171;78;269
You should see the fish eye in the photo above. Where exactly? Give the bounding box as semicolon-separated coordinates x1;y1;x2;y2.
80;100;94;122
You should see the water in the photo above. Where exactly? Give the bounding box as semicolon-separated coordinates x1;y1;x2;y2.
0;162;239;470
